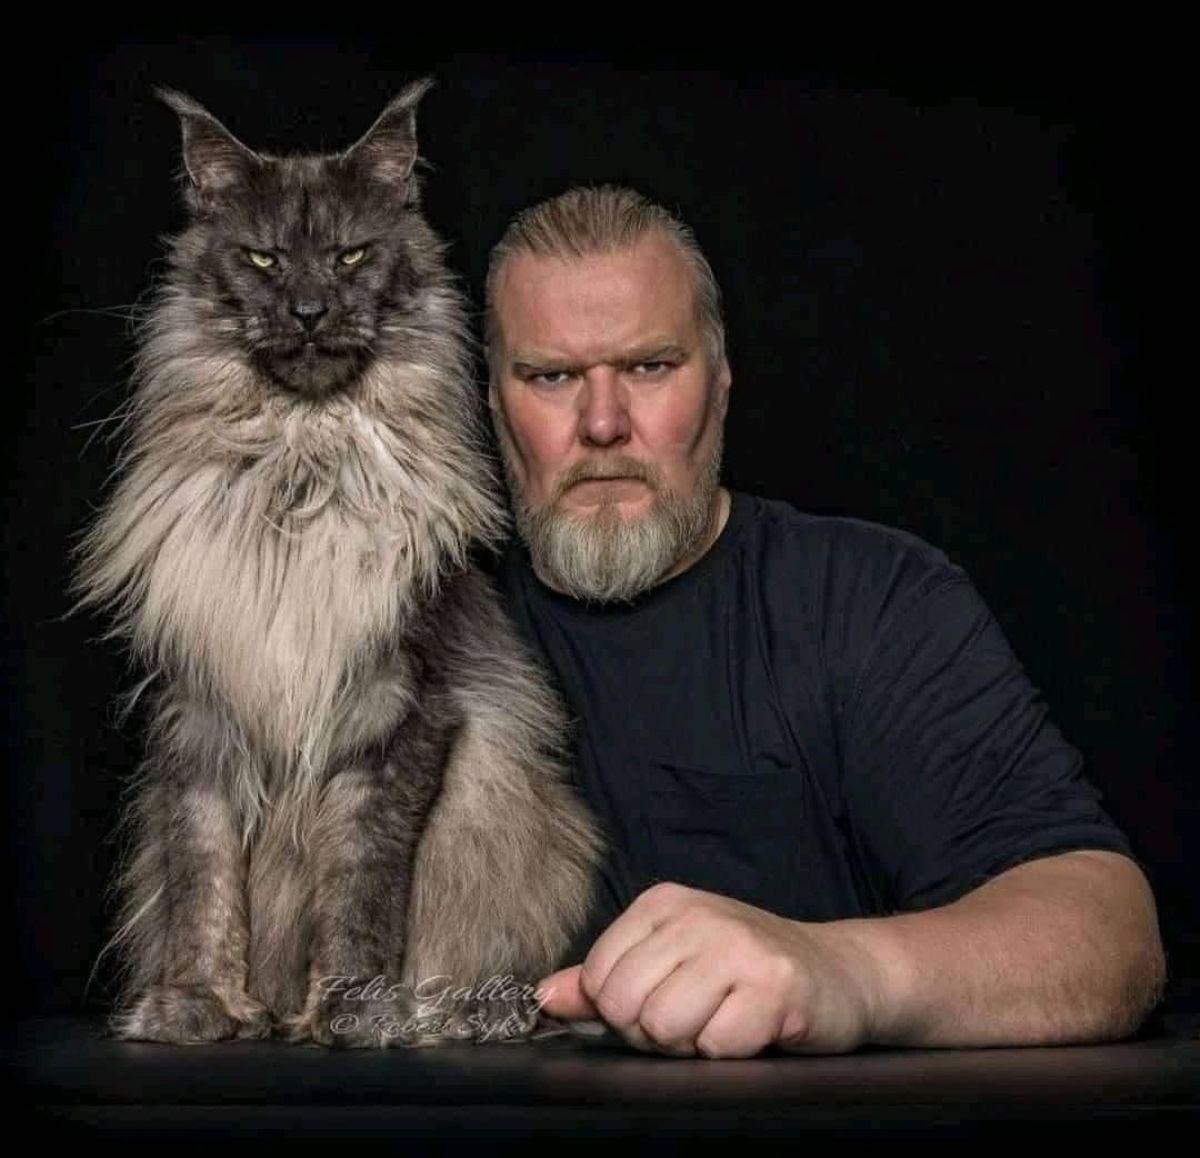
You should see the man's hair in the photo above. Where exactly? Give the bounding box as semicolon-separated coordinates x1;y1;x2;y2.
484;184;726;381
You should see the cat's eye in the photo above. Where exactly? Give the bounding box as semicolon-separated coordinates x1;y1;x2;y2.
339;247;368;267
247;250;276;270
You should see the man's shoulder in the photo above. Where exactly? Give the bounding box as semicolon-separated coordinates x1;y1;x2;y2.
735;490;965;590
731;491;976;661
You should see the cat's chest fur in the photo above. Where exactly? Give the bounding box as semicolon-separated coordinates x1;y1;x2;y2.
130;391;452;771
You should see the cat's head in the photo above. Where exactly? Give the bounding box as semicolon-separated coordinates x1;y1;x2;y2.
157;81;449;400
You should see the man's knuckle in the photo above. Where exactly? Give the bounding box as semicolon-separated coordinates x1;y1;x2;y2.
758;949;798;989
577;963;600;999
593;988;633;1027
638;1009;682;1046
643;880;689;906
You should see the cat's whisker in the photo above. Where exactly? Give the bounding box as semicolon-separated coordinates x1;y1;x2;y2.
41;303;156;326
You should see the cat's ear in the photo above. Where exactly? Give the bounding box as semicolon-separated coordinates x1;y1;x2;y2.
156;88;262;204
341;77;433;190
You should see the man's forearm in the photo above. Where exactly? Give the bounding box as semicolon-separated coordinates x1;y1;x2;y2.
823;850;1167;1049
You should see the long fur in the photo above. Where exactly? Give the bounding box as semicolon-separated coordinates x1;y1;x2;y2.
72;83;602;1046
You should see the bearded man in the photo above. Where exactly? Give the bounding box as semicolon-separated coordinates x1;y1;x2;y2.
483;185;1165;1059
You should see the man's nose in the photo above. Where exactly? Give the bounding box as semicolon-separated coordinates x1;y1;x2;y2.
577;367;631;447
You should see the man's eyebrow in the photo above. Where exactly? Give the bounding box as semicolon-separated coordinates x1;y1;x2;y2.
509;343;689;373
618;343;689;365
510;352;573;374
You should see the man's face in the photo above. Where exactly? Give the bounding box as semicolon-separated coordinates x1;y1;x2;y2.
489;231;731;602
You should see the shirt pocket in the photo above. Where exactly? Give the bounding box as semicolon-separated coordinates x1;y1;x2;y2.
640;759;806;918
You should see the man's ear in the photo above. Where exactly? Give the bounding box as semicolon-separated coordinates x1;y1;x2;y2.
716;359;732;416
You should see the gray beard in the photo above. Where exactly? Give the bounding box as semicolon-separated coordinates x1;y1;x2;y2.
497;423;724;604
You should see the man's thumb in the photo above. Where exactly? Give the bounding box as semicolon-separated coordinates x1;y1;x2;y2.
535;964;600;1020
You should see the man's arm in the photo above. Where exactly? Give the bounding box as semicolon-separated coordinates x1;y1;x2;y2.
536;849;1166;1057
813;847;1166;1050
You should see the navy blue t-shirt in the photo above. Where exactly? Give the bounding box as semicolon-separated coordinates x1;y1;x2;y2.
495;489;1136;966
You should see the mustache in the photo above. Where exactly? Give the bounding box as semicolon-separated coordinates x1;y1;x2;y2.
553;457;661;501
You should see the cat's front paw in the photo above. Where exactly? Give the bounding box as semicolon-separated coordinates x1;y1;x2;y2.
232;1001;273;1040
110;984;247;1044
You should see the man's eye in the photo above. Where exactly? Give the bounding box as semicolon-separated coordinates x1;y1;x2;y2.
339;247;368;267
631;361;673;376
530;371;573;386
246;250;276;269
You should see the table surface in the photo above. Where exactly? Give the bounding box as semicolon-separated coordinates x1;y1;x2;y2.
7;1013;1199;1140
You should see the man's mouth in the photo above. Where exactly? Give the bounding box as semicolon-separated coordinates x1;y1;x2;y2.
566;477;651;504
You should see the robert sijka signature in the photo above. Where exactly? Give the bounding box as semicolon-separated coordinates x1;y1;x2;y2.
315;973;555;1042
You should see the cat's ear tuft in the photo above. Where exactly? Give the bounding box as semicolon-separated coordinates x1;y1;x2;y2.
341;77;435;190
156;87;261;204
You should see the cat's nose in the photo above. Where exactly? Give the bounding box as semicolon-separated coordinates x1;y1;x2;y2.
291;300;329;332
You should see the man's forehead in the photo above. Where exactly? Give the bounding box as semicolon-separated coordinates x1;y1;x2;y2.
492;234;700;343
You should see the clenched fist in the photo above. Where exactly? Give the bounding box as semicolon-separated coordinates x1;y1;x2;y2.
537;881;889;1058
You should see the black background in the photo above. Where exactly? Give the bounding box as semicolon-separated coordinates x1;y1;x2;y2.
7;34;1193;1019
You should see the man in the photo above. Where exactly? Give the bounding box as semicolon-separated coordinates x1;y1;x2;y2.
483;185;1166;1059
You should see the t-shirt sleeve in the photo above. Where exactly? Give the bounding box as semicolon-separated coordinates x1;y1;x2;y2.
838;566;1139;913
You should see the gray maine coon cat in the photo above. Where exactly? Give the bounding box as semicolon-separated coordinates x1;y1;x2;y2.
71;81;603;1047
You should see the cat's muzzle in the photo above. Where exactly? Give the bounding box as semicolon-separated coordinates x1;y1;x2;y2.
261;339;368;399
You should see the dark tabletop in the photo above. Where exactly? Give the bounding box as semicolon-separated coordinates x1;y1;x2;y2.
6;1013;1198;1141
